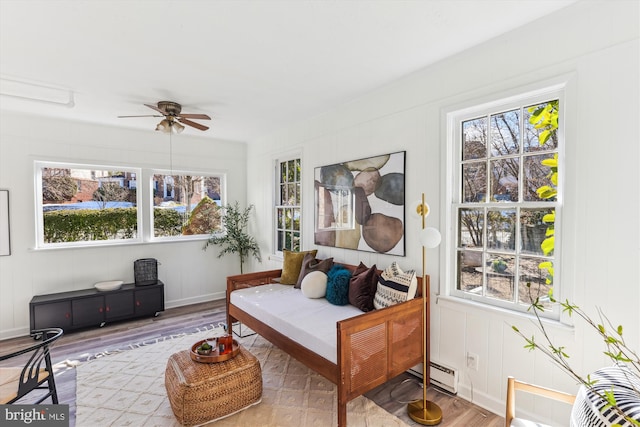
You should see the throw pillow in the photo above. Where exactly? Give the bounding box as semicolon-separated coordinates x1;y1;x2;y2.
373;261;418;309
295;254;334;288
300;271;328;298
326;265;352;306
280;249;318;285
348;262;379;312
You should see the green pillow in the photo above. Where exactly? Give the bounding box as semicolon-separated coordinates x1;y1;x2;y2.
280;249;318;285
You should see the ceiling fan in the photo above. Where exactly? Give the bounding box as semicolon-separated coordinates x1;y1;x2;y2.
118;101;211;133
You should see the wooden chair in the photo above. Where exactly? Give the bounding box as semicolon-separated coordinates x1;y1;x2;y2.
505;376;576;427
0;328;63;404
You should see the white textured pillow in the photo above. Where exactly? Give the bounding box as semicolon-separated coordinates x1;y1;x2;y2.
301;271;328;298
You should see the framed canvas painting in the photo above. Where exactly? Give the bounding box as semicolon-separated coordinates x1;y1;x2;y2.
314;151;405;256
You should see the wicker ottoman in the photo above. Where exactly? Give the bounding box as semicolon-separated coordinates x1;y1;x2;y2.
164;346;262;426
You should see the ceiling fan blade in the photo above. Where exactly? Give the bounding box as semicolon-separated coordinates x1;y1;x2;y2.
144;103;167;114
178;117;209;131
117;114;163;118
179;113;211;120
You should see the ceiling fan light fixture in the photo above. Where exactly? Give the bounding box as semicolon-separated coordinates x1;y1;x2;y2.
173;121;185;134
155;118;171;133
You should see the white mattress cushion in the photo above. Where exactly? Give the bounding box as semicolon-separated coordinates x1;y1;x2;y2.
230;284;363;363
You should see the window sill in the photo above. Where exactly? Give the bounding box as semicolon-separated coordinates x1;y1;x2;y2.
32;235;211;251
435;294;575;333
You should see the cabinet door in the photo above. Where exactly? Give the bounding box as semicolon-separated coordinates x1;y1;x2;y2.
31;301;72;330
105;292;134;320
72;296;105;327
134;286;164;317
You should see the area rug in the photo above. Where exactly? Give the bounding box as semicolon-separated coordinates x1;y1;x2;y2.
76;326;409;426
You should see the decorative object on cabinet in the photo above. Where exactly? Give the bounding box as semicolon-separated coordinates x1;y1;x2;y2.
407;193;443;425
134;258;158;285
94;280;124;291
314;151;406;255
29;281;164;332
0;190;10;256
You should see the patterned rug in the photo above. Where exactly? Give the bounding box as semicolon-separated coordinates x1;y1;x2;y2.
76;325;409;426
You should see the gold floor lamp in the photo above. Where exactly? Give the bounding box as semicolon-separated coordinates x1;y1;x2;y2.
407;193;443;425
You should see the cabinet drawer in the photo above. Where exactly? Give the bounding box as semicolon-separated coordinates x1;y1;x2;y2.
72;296;105;327
31;301;72;330
134;287;164;317
105;292;134;320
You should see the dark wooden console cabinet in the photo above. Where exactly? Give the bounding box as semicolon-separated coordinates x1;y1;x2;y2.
29;281;164;332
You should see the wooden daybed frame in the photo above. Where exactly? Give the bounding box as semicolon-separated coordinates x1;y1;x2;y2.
226;264;430;427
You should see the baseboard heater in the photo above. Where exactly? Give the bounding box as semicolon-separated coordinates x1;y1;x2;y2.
408;361;458;395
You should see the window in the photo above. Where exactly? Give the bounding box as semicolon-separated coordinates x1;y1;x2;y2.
449;90;562;315
275;157;301;253
36;162;141;247
151;172;223;238
36;161;224;248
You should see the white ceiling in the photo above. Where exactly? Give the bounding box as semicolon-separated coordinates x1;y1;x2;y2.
0;0;577;143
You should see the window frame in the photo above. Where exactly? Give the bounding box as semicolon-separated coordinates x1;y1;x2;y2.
148;168;226;242
446;84;566;318
274;155;302;256
34;161;226;249
35;161;143;249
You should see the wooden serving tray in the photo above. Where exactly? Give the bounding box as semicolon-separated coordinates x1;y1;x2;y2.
190;338;240;363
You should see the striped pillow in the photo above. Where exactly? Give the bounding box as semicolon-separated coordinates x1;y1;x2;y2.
373;262;417;309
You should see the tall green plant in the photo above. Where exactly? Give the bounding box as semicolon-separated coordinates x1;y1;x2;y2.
204;202;261;274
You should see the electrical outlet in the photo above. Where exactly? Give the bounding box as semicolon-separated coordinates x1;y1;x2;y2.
466;352;479;371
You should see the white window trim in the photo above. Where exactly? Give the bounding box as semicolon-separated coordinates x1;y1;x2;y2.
273;153;302;257
443;80;569;320
34;161;226;249
147;168;227;243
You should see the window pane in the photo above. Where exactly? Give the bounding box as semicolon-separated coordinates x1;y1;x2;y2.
520;208;554;255
277;230;284;251
458;208;484;248
295;182;301;204
487;208;516;251
462;162;487;202
524;100;559;152
490;109;520;157
280;162;287;182
286;184;296;205
152;174;222;237
41;166;138;244
457;250;483;294
292;208;300;231
518;256;553;307
287;160;296;182
490;158;519;202
523;153;556;202
462;117;487;160
486;254;515;302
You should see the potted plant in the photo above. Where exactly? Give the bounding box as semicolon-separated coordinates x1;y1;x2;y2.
204;201;261;274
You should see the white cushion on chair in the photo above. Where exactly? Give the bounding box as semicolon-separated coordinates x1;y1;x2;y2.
511;418;551;427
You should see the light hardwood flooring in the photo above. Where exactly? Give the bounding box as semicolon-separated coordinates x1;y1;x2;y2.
0;299;504;427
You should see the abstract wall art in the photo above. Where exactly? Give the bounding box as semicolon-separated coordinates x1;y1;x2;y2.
314;151;405;255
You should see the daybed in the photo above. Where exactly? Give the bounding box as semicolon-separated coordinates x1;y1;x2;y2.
226;263;429;427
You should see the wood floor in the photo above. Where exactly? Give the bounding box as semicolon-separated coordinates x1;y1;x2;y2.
0;299;504;427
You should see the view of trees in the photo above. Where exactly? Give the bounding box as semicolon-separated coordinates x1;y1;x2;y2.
457;98;559;306
40;165;223;244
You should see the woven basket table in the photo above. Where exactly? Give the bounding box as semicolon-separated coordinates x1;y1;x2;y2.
164;346;262;426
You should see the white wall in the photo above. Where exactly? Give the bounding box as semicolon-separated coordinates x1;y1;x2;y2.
245;1;639;424
0;112;247;339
